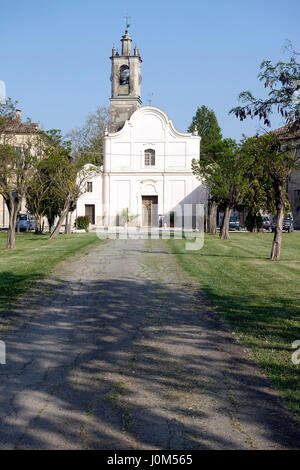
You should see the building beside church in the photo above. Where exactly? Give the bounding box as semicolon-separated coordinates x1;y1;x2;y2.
0;111;40;229
76;27;205;228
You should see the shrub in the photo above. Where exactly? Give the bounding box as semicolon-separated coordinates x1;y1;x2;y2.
245;213;255;231
256;214;263;231
245;212;263;232
121;208;130;223
76;216;89;232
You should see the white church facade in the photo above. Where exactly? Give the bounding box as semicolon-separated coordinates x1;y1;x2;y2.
76;27;205;228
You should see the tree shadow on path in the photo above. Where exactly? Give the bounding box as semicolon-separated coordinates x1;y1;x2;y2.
0;273;299;449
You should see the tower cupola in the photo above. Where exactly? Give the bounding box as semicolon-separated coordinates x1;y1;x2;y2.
109;25;142;132
121;30;132;56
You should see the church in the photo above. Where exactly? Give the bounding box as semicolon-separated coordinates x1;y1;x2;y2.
76;27;205;228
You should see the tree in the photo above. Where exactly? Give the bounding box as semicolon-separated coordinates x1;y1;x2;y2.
26;168;49;233
25;129;72;234
25;128;98;239
239;136;270;232
0;100;42;248
240;131;297;259
67;106;110;165
38;130;75;238
188;105;222;148
49;159;98;239
192;139;253;239
0;142;41;248
25;153;67;233
25;129;74;235
189;105;223;234
48;154;77;238
229;56;300;127
243;132;297;260
0;97;18;121
229;50;300;259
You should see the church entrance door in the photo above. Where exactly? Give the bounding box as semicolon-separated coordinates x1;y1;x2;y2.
142;196;158;227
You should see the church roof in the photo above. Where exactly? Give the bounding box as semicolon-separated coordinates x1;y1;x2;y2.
107;106;200;140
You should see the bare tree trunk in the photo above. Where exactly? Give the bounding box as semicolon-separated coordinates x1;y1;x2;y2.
64;212;69;234
66;212;72;235
47;216;54;234
220;205;231;240
270;197;285;261
35;215;42;234
6;199;19;249
209;200;218;235
50;196;71;240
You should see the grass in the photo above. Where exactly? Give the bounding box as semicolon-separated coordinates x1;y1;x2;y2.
0;231;100;314
105;380;127;404
168;232;300;417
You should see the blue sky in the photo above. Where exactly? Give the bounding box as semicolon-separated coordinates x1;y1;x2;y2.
1;0;299;141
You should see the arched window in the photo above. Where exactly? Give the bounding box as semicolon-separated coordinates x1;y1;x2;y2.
144;149;155;166
119;65;130;85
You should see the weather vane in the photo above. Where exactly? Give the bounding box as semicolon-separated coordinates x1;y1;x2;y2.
124;14;131;30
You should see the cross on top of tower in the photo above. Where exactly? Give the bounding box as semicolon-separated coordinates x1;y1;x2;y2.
124;14;130;31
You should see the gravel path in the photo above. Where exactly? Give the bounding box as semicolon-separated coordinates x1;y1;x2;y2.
0;238;299;449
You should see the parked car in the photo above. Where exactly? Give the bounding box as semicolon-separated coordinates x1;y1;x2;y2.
16;213;35;232
262;217;271;231
229;216;241;231
283;215;294;232
271;215;294;233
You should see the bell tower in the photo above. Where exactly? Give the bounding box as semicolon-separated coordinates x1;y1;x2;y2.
110;26;142;132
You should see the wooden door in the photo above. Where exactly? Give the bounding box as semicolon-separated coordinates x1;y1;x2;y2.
142;196;158;227
85;204;95;224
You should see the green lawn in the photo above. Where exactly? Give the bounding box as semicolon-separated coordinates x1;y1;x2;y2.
0;232;100;314
169;232;300;417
